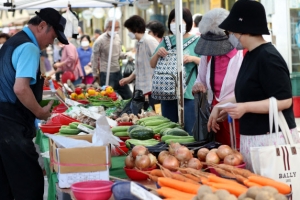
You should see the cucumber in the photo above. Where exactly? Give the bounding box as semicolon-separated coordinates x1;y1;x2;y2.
114;131;129;137
127;125;143;133
143;119;170;126
69;123;79;129
163;128;189;136
165;137;195;145
137;116;165;124
153;122;178;133
111;126;131;133
129;127;154;140
59;128;80;135
161;135;194;142
82;124;95;130
125;138;159;148
159;127;173;135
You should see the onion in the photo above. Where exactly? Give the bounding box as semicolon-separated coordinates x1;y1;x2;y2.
206;151;220;164
224;154;242;166
158;150;170;164
148;153;157;168
216;145;233;160
175;146;193;162
197;148;209;161
187;158;203;170
162;155;179;171
233;150;244;162
210;148;218;153
131;145;148;159
169;142;181;155
125;155;135;169
135;154;151;170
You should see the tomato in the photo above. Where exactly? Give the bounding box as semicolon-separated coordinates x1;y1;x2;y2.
74;87;83;95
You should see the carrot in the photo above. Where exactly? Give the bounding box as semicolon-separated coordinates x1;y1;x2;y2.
156;186;195;199
148;175;158;182
182;173;201;182
218;164;255;178
158;177;200;194
248;175;291;194
235;174;248;184
207;174;240;185
243;180;262;188
209;183;248;197
177;167;203;176
150;169;164;177
169;173;200;185
214;168;236;179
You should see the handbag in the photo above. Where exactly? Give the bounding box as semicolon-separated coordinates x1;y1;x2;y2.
123;60;135;78
250;97;299;199
151;35;199;100
61;58;79;83
84;65;93;75
192;92;215;142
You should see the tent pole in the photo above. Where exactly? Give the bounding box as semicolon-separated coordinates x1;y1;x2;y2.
175;0;184;126
105;4;117;86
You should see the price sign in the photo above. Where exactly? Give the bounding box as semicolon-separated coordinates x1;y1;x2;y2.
130;182;162;200
80;107;100;120
77;124;94;134
65;98;81;106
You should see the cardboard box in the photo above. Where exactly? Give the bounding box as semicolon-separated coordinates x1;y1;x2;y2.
49;135;110;188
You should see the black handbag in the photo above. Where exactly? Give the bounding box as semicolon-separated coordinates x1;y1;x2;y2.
192;92;215;142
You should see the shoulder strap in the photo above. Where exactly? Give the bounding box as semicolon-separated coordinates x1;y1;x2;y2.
164;36;173;50
183;36;199;50
185;64;198;86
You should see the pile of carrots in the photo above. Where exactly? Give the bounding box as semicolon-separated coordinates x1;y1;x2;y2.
143;163;291;199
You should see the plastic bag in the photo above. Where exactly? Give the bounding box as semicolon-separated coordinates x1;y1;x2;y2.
192;92;215;142
123;60;135;78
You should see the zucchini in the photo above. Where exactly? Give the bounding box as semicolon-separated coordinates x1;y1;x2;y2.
153;122;178;133
125;138;159;148
165;137;195;145
59;128;80;135
82;124;95;130
137;116;165;124
143;119;170;126
161;135;194;142
127;125;143;133
163;128;189;136
69;123;79;129
111;126;131;133
114;131;129;137
129;127;154;140
161;128;173;136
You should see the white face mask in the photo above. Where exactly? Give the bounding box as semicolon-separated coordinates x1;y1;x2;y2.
108;31;117;37
81;41;89;47
128;32;136;40
0;44;3;49
170;23;186;35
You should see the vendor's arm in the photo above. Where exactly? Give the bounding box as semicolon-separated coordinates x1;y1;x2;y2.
14;78;53;120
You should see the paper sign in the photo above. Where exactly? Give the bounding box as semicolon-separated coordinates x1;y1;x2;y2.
80;107;101;120
215;102;237;109
130;182;162;200
77;124;94;134
65;98;82;106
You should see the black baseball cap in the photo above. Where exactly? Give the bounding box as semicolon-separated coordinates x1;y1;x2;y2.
35;8;69;44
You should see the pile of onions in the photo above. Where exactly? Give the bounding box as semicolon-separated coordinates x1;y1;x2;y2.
162;155;179;171
187;158;202;170
224;151;243;166
158;151;169;164
174;146;193;162
124;145;157;170
169;142;181;155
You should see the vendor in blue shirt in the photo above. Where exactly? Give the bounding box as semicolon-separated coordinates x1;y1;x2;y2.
0;8;68;199
77;35;94;84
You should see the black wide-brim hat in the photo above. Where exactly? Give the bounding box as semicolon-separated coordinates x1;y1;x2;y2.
219;0;269;35
35;8;69;44
194;32;234;56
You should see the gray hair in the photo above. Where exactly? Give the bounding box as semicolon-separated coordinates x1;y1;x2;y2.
199;8;229;35
104;18;121;29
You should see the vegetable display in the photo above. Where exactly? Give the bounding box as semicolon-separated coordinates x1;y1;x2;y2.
124;145;157;170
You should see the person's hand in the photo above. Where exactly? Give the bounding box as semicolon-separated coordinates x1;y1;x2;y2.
156;47;168;57
53;62;61;69
223;103;247;119
37;100;54;120
183;55;193;64
192;82;206;94
43;79;50;87
208;106;221;133
216;110;228;122
119;77;130;86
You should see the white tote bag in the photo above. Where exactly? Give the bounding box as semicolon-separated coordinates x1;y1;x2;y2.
250;97;300;199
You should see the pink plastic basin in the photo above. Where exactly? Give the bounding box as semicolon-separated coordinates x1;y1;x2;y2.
72;188;112;200
71;180;113;191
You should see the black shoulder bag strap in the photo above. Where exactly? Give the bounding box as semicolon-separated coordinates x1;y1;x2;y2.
210;56;215;94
